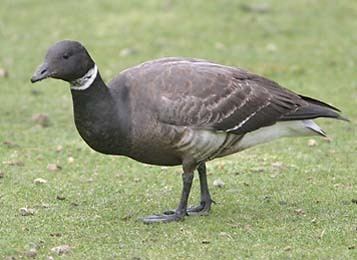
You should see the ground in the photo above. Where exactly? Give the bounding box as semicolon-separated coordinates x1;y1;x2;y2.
0;0;356;259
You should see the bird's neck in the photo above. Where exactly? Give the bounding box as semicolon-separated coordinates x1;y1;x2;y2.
70;69;132;154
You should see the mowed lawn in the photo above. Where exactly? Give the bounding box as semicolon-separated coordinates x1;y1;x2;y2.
0;0;356;259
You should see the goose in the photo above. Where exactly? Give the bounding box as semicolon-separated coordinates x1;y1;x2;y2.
31;40;347;223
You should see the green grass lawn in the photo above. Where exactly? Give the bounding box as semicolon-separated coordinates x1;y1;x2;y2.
0;0;356;259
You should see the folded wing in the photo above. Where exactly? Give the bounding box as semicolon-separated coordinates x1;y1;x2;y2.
155;59;343;135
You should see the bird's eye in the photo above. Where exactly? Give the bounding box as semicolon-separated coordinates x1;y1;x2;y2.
63;53;70;59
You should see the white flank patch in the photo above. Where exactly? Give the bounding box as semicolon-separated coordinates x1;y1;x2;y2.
236;120;325;151
70;65;98;91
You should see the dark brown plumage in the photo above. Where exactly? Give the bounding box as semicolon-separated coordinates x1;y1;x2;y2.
31;40;346;223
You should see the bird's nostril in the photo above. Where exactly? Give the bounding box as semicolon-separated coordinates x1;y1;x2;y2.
40;69;47;75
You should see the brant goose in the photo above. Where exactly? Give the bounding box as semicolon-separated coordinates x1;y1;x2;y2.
31;40;347;223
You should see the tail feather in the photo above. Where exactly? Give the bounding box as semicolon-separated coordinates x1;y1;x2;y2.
298;95;341;112
280;95;349;122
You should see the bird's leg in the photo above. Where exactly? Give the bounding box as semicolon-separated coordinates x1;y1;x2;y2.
141;167;194;224
187;162;215;215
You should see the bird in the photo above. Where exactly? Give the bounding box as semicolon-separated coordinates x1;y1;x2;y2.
31;40;347;224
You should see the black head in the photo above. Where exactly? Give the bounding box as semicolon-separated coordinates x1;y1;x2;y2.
31;40;95;83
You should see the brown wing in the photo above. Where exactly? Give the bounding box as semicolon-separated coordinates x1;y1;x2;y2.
143;58;304;134
121;58;344;134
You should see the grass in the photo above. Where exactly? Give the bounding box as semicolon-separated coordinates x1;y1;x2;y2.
0;0;356;259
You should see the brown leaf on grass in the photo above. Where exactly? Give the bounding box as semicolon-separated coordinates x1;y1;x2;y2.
56;195;66;201
32;113;50;127
51;245;71;255
47;163;61;172
283;246;292;251
244;224;252;232
50;232;62;237
294;208;305;216
240;3;270;13
4;256;17;260
19;207;35;216
3;160;24;166
41;203;50;208
25;248;37;258
3;140;19;148
121;212;134;221
227;222;241;228
33;178;47;184
213;178;225;188
219;232;233;239
271;161;284;169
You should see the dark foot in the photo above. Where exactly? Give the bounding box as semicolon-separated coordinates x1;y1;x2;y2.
187;199;215;216
141;211;186;224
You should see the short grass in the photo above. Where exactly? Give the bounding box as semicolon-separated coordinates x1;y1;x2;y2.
0;0;356;259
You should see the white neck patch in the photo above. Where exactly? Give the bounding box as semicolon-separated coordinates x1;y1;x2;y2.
70;65;98;91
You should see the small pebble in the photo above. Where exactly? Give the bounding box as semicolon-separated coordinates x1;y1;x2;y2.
51;245;71;255
33;178;47;184
308;139;318;147
214;42;225;50
266;43;277;52
0;68;9;78
119;48;137;57
25;248;37;258
67;157;74;163
55;145;63;152
213;178;225;188
30;89;42;95
19;207;35;216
